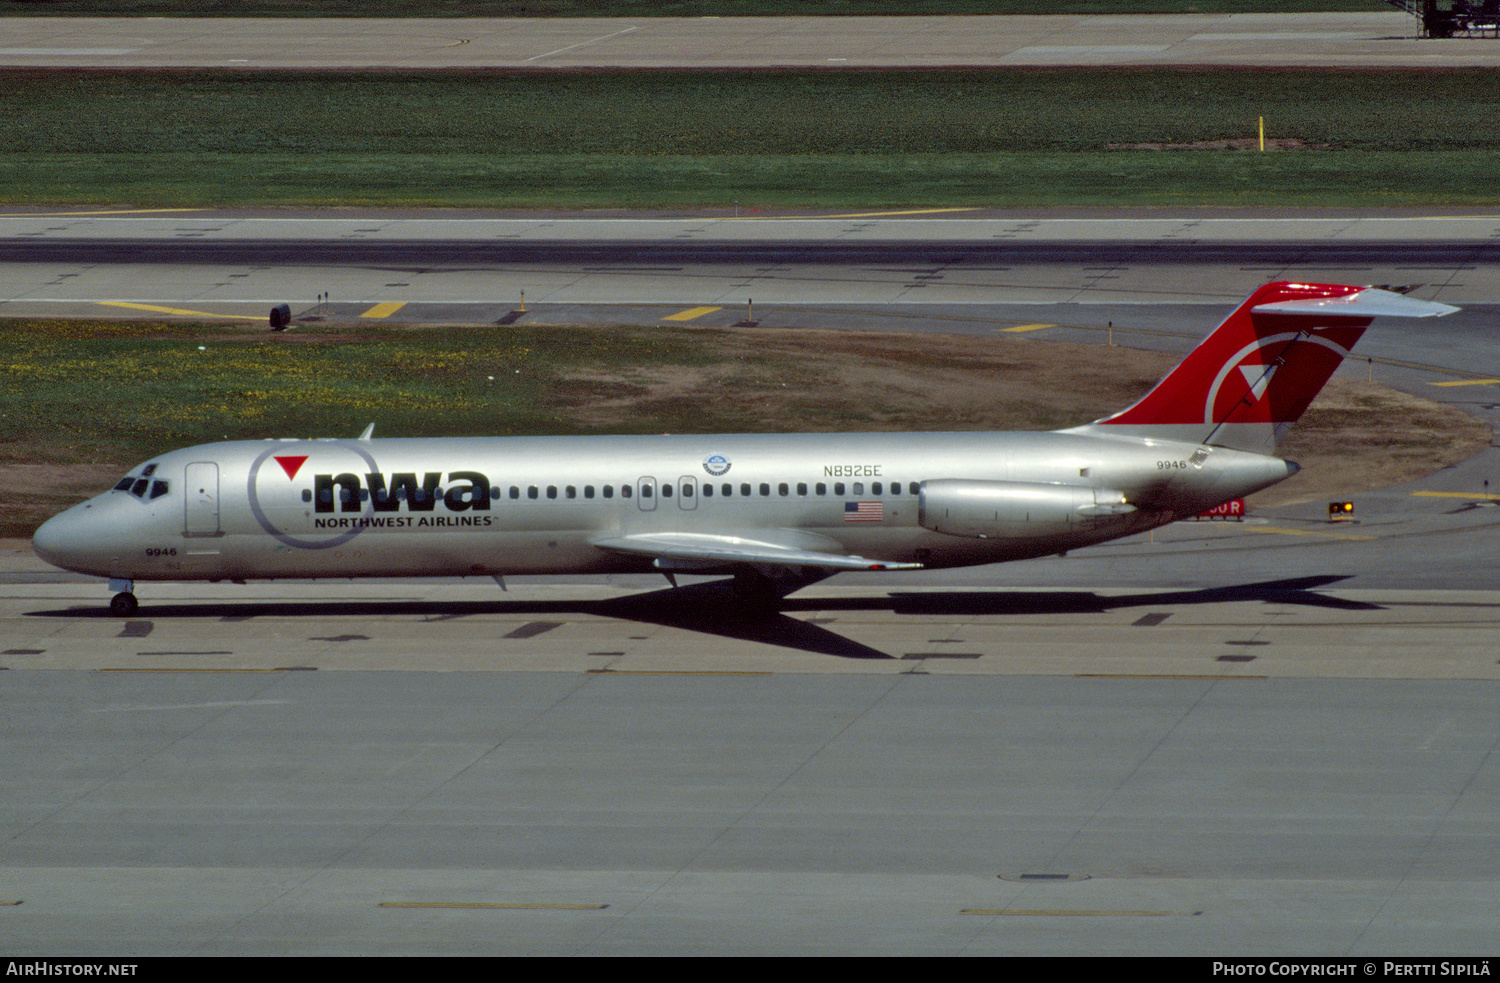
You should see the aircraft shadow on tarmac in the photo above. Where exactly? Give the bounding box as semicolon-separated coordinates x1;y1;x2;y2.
29;574;1378;662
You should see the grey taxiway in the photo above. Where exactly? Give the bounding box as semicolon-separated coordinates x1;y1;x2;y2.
5;205;1500;957
5;12;1500;957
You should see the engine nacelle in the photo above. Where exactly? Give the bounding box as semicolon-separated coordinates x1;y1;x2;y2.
918;479;1135;539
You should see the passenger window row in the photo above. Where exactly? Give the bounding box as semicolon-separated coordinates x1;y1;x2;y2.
317;480;919;504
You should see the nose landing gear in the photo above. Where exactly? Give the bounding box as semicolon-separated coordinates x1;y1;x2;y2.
108;578;138;617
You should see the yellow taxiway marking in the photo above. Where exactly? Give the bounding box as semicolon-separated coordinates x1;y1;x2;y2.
1241;525;1374;542
99;670;291;676
586;669;772;676
99;301;248;319
811;207;980;219
1411;490;1500;500
662;305;722;321
1431;378;1500;388
379;902;607;910
359;301;407;319
961;908;1181;917
998;323;1054;333
0;208;205;218
1076;674;1267;680
728;207;980;221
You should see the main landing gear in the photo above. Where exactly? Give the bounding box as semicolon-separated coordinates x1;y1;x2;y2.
108;578;138;617
730;566;830;612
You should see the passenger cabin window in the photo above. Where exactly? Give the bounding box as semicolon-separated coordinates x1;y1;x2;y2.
702;484;713;497
722;484;732;497
759;483;770;497
603;485;614;499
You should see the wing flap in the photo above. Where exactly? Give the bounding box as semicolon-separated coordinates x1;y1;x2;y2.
592;532;922;572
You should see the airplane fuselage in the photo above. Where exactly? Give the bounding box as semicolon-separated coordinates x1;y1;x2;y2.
35;429;1294;583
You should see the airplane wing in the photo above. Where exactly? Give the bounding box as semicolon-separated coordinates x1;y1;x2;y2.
591;531;923;572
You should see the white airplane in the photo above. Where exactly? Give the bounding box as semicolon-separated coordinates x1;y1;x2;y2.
33;281;1457;617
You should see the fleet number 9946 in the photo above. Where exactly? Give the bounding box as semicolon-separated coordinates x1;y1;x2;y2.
1157;460;1188;470
145;548;178;557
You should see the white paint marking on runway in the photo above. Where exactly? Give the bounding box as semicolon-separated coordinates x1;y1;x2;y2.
524;26;640;63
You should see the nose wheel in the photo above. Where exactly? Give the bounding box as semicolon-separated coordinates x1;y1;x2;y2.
107;579;139;617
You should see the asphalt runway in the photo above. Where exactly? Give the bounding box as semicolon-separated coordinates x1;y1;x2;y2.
5;206;1500;955
3;11;1494;69
7;12;1500;956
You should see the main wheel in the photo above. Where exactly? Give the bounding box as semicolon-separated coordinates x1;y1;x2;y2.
109;592;139;617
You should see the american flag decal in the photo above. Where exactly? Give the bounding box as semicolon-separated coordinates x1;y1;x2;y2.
843;501;883;522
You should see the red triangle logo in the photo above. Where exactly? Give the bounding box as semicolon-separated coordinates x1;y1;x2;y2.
274;455;309;480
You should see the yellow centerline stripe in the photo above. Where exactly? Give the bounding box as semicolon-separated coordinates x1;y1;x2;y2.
378;902;607;910
586;669;772;676
1431;379;1500;388
1241;526;1373;542
99;301;248;320
961;909;1180;917
999;323;1055;333
359;301;406;319
727;207;980;221
98;668;287;673
662;305;721;321
0;208;205;217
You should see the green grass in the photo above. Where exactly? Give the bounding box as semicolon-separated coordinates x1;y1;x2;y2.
0;320;733;466
0;1;1395;18
4;68;1498;208
7;150;1497;210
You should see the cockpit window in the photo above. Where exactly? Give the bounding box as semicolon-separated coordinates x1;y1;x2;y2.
141;463;157;477
115;470;171;499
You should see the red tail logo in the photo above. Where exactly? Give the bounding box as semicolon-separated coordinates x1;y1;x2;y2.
1076;281;1465;454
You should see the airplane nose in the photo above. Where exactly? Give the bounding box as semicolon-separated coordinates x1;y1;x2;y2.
31;500;131;576
31;509;85;571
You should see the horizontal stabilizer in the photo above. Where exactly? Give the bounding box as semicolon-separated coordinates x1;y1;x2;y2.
1252;288;1459;319
592;531;922;572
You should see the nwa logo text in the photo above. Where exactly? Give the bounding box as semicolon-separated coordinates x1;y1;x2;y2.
314;471;491;514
